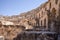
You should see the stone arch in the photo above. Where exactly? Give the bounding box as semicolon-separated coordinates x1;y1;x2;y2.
59;3;60;15
52;8;56;14
50;2;51;9
50;8;57;32
0;21;2;27
55;0;58;4
51;8;56;18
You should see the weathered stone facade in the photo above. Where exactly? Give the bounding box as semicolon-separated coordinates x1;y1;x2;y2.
39;0;60;33
0;23;25;40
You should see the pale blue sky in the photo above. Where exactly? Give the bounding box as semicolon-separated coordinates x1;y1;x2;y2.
0;0;48;16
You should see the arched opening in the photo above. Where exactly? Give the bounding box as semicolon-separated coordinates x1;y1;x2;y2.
52;8;56;15
50;3;51;9
51;8;56;19
55;0;58;4
59;3;60;18
50;8;57;32
44;18;46;28
0;21;2;27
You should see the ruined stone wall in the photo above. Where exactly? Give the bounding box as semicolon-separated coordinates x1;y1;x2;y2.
39;3;49;30
38;0;60;32
0;25;25;40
